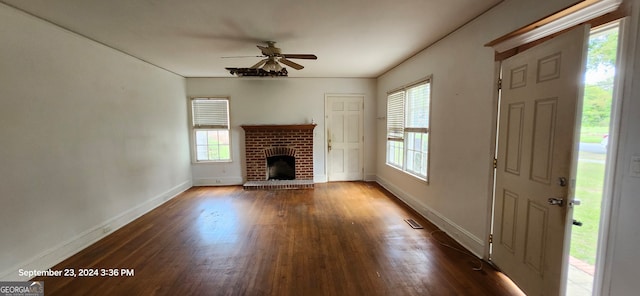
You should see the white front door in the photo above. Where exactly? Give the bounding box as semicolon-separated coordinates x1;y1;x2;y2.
492;25;589;295
326;95;364;181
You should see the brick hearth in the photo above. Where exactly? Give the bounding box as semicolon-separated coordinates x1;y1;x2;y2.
241;124;316;189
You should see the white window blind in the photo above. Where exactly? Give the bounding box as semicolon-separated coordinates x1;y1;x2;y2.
386;91;405;141
192;98;229;129
405;82;430;133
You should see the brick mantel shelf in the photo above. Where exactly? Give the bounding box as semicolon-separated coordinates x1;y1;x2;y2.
241;124;317;131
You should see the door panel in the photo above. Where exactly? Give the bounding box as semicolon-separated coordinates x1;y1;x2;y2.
492;25;589;296
500;190;518;253
505;103;525;175
327;95;364;181
530;98;558;184
524;200;548;274
329;149;345;174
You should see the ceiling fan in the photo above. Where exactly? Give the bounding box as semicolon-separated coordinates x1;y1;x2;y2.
225;41;317;77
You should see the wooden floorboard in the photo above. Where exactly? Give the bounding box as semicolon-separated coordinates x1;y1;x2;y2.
35;182;523;295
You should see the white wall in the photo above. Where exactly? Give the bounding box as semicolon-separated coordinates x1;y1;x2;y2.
0;4;191;280
187;78;377;184
376;0;585;256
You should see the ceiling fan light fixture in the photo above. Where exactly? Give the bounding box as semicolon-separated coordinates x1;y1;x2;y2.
263;59;282;72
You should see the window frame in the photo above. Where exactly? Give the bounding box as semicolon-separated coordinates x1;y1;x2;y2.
189;96;232;163
385;77;432;181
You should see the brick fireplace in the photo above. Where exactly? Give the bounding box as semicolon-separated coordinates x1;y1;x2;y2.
241;124;316;189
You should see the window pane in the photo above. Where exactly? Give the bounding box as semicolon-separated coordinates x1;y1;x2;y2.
407;150;426;176
195;130;231;161
407;132;424;151
196;130;208;144
406;132;428;178
195;131;209;161
219;144;230;159
196;146;209;161
208;131;219;159
218;130;229;144
386;140;403;168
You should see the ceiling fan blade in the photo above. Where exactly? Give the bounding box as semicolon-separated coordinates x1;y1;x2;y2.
221;55;263;59
282;54;317;60
250;59;268;69
279;58;304;70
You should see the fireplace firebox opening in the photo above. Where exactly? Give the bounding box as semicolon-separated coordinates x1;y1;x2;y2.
267;155;295;180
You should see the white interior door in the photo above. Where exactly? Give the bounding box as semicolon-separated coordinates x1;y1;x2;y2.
326;95;364;181
492;25;589;295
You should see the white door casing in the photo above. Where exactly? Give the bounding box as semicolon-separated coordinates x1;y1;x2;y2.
326;95;364;181
492;25;589;295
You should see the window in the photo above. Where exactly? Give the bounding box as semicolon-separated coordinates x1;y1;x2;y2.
386;79;431;180
190;97;231;162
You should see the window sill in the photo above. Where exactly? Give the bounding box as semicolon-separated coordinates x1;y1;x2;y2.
193;160;233;164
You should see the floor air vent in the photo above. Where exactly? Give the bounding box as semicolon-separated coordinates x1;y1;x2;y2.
404;219;423;229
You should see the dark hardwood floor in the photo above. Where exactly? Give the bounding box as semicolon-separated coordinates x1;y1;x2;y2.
36;182;523;295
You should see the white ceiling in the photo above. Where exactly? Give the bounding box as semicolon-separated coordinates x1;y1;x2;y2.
2;0;502;78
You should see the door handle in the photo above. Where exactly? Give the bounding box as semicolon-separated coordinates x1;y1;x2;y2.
547;197;564;207
328;138;332;152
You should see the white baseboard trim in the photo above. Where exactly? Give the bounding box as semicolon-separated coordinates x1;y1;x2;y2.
0;180;192;281
314;174;328;183
193;177;244;186
364;174;377;182
317;174;375;182
194;176;329;185
376;176;485;258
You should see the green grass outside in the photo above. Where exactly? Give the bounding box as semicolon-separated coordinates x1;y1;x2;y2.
570;155;606;265
580;126;609;143
209;145;230;160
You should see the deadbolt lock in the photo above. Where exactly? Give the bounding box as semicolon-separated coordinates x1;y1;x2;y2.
558;177;568;187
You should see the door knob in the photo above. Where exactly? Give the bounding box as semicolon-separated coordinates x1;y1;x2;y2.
548;197;564;206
